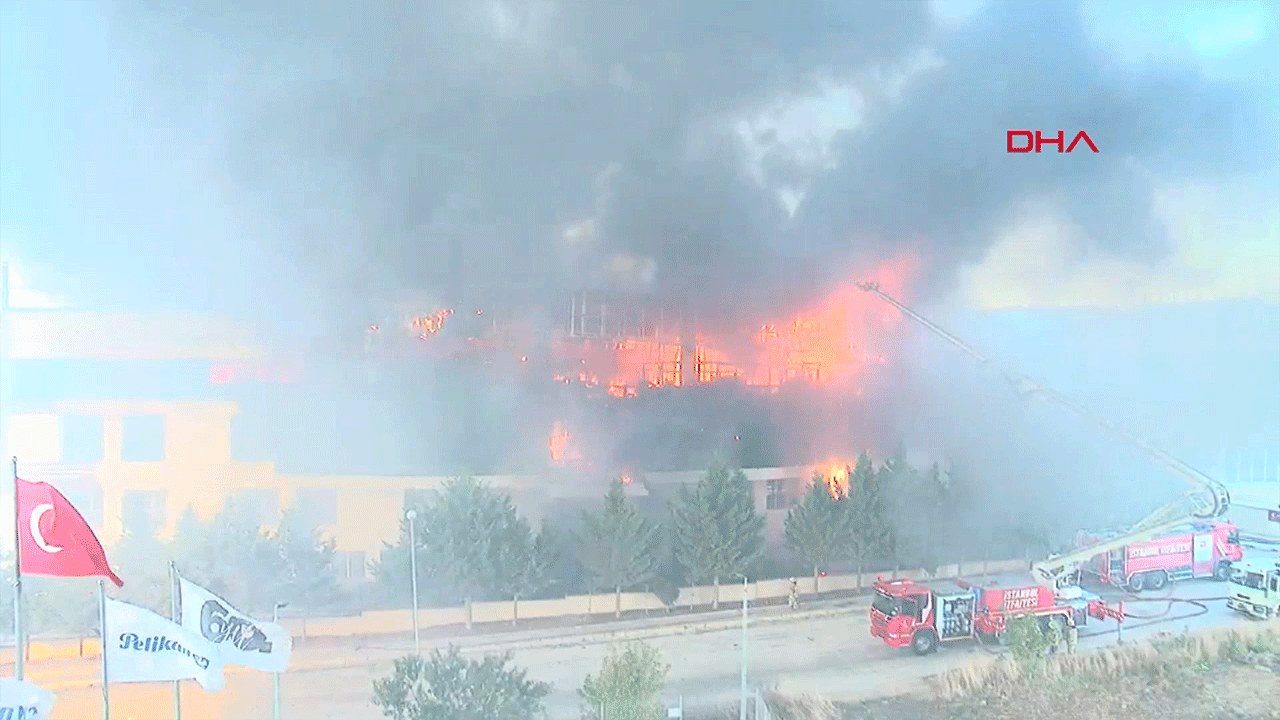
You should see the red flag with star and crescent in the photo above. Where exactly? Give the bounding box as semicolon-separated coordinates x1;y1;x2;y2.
16;478;124;587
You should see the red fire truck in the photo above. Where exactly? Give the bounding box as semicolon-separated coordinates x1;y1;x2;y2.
1075;521;1243;592
869;574;1124;655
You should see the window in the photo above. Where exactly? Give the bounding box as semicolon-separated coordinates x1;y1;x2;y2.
60;415;105;464
121;490;166;538
62;482;105;529
337;551;367;580
293;487;338;526
121;415;166;462
232;488;280;528
766;479;786;510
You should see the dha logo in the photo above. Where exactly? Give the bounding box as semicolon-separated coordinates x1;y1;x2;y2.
0;708;41;719
118;632;212;670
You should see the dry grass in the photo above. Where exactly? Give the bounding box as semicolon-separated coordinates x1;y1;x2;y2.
930;619;1280;702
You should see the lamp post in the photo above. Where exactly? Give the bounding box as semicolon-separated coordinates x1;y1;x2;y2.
406;509;421;655
739;575;749;720
272;602;288;720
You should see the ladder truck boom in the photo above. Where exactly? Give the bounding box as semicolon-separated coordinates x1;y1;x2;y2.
854;282;1231;590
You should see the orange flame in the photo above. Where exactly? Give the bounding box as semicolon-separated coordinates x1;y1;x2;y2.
823;463;851;499
548;421;570;463
410;308;455;339
580;254;916;397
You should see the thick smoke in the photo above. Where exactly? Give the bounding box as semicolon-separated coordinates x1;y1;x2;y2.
3;2;1275;516
5;1;1268;328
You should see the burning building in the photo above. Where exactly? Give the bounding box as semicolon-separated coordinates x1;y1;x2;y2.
345;253;918;477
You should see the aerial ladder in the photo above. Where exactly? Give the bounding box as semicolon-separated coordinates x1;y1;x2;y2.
854;282;1232;591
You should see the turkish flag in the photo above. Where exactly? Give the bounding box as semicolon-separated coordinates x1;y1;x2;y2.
16;478;124;587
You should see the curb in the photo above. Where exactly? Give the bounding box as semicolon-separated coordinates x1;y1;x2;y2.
34;603;867;692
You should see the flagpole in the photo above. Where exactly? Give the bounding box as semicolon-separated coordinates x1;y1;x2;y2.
170;561;182;720
98;579;110;720
11;456;24;681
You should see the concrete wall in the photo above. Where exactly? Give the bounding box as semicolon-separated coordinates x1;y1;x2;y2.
0;558;1032;662
280;558;1031;640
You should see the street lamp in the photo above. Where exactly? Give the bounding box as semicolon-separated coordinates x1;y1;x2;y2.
272;602;288;720
406;509;421;655
738;575;749;720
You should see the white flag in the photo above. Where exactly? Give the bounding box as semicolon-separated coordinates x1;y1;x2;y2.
103;596;225;691
178;573;293;673
0;678;55;719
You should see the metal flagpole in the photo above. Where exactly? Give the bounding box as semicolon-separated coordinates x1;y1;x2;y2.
12;456;24;680
98;580;111;720
169;562;182;720
739;575;748;720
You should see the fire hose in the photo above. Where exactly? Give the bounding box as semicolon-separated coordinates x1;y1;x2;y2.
971;592;1227;654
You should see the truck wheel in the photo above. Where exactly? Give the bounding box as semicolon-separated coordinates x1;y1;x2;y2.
911;630;939;656
1127;573;1146;593
1148;572;1168;591
1213;561;1231;581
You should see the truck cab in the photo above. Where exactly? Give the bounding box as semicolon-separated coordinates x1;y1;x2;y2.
869;578;977;655
1227;559;1280;620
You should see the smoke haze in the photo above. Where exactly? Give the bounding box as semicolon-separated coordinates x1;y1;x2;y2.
2;1;1277;540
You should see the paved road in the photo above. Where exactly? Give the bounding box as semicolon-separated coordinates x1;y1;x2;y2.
37;577;1261;720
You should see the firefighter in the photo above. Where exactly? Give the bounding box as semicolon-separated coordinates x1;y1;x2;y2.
1065;612;1079;654
788;578;800;610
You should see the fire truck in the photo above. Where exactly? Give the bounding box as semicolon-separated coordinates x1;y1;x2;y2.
1075;521;1243;592
870;574;1123;655
855;283;1233;593
1227;558;1280;620
856;285;1238;655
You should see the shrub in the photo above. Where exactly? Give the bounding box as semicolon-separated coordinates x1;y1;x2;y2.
580;641;670;720
372;647;551;720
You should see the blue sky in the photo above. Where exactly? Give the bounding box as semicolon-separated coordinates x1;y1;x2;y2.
1;0;1277;309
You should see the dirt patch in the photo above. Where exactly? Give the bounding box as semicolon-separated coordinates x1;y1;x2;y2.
838;664;1277;720
693;622;1280;720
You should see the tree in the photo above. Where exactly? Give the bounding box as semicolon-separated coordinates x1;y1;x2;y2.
1002;613;1053;677
371;647;551;720
846;452;893;585
576;479;661;616
579;642;669;720
373;477;549;617
270;507;341;610
784;470;855;591
879;448;947;574
671;461;765;604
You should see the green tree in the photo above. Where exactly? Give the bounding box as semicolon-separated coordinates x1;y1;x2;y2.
784;470;854;590
270;507;341;609
846;452;893;585
495;521;559;605
172;498;280;613
373;477;547;616
1002;613;1054;676
671;461;765;603
878;447;947;573
577;479;662;616
371;647;551;720
579;642;669;720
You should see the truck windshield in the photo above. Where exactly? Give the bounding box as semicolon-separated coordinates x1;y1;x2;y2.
1226;529;1240;545
1229;567;1265;590
871;590;901;617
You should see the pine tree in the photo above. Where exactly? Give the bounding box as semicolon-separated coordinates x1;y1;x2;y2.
784;471;855;590
671;461;766;596
847;451;893;584
577;479;662;616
